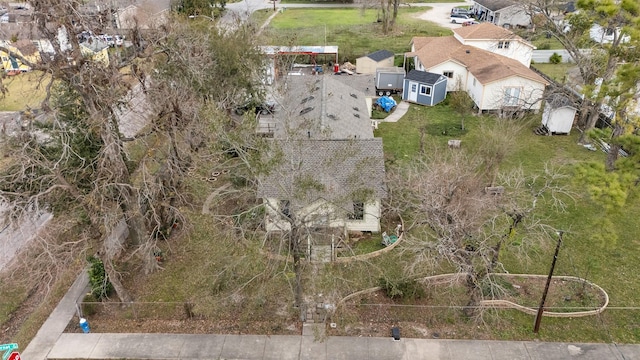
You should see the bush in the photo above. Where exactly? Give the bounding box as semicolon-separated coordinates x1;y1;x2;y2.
378;277;426;300
549;52;562;64
537;42;551;50
87;256;113;300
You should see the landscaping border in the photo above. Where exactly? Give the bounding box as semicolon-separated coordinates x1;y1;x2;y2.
337;273;609;318
480;273;609;318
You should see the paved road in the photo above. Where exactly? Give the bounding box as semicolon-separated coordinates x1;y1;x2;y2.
532;49;573;63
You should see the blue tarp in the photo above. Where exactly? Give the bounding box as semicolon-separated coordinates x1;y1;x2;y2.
376;96;397;112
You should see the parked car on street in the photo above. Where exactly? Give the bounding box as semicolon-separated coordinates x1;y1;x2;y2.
462;20;480;26
451;7;472;16
450;14;473;24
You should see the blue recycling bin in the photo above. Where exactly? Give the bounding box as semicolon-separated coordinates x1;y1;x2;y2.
79;317;90;333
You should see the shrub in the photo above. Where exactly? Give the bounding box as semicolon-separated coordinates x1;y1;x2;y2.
87;256;113;300
549;52;562;64
537;42;551;50
378;277;426;300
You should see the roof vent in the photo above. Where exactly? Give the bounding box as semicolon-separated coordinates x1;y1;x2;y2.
466;50;470;54
301;96;315;104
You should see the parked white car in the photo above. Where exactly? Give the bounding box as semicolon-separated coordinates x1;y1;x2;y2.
450;14;473;24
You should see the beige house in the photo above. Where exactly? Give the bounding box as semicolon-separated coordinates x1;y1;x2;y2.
407;35;548;111
452;23;535;67
356;49;394;74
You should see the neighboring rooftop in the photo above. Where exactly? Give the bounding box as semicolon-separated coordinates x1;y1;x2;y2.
408;36;547;85
453;22;527;42
405;69;445;84
365;49;394;62
474;0;519;11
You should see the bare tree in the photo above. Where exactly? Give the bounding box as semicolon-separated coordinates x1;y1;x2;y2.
526;0;640;142
0;1;267;302
209;75;387;314
386;124;573;317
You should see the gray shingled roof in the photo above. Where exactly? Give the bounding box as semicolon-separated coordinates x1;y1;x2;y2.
366;49;394;62
406;69;444;84
274;76;373;140
474;0;518;11
257;139;387;206
546;93;576;109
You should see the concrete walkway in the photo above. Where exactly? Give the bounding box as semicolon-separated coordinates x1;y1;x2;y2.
384;101;410;123
21;271;89;360
21;269;640;360
45;333;640;360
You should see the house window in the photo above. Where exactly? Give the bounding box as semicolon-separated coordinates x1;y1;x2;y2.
473;78;476;86
279;200;291;219
348;202;364;220
443;71;454;78
411;84;417;92
504;87;521;106
498;41;511;49
419;85;432;95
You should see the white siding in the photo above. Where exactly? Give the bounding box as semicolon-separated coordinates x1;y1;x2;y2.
495;5;531;27
466;73;484;108
424;61;468;91
264;198;382;233
542;106;575;134
481;76;545;111
455;38;534;67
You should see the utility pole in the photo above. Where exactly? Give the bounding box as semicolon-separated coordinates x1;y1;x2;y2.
533;231;564;333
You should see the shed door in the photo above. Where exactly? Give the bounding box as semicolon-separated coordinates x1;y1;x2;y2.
408;82;418;102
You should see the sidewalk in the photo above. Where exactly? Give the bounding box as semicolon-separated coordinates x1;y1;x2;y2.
384;101;410;123
21;270;88;360
22;270;640;360
45;333;640;360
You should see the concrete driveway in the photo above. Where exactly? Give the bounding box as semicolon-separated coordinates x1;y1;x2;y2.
413;1;470;29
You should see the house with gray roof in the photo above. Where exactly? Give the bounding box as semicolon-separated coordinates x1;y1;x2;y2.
356;49;395;74
262;76;373;140
471;0;530;28
257;75;387;233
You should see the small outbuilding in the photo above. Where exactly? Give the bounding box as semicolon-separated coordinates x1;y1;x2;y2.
541;94;577;135
402;70;448;106
356;49;395;74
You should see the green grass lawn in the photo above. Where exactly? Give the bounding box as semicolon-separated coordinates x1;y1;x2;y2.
531;63;575;83
258;7;452;60
0;71;50;111
374;101;640;342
